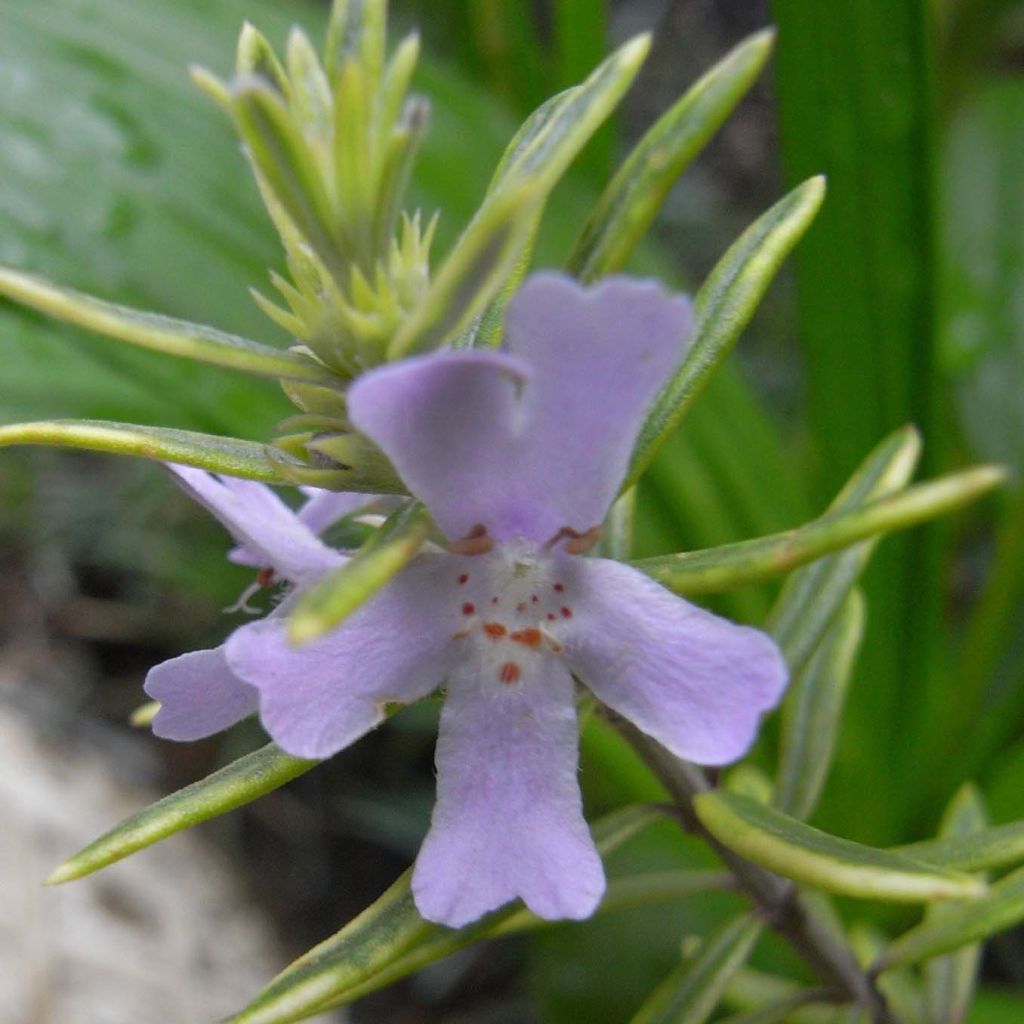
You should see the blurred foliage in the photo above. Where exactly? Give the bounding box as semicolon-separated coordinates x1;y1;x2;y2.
2;0;1024;1021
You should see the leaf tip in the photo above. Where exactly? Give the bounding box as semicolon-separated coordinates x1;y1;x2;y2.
44;862;79;886
189;65;232;110
618;32;653;70
803;173;827;203
744;26;778;57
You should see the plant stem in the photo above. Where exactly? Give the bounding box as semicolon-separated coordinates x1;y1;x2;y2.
615;719;899;1024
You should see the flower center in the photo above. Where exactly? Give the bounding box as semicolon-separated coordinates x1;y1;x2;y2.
451;544;574;686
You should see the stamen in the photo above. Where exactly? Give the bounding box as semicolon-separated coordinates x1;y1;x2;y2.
447;523;494;556
256;567;277;588
543;524;603;554
483;622;507;639
224;581;264;616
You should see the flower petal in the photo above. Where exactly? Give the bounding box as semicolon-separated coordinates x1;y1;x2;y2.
227;488;387;568
412;658;605;927
145;646;258;741
560;558;788;766
297;488;386;534
348;349;535;541
502;273;692;534
348;273;691;543
167;465;344;581
224;554;461;759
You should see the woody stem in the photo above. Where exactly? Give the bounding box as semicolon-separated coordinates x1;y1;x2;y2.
613;719;900;1024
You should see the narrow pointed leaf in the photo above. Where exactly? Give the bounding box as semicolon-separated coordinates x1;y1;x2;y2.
768;425;921;673
454;34;651;350
0;268;333;382
626;177;825;487
893;818;1024;874
774;591;865;820
629;914;763;1024
876;863;1024;972
923;785;986;1024
231;81;345;280
387;184;539;356
569;29;775;282
694;792;987;903
226;804;660;1024
325;0;386;86
289;501;430;643
489;34;650;196
47;743;316;884
633;465;1006;595
0;420;295;482
236;21;291;95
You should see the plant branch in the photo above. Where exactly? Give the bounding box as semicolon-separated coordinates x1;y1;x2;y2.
614;718;900;1024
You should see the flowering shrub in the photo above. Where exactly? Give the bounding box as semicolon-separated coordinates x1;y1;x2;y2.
1;2;1019;1022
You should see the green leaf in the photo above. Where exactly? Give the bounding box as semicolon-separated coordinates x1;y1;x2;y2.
568;28;775;282
626;176;825;488
693;792;987;903
714;991;834;1024
387;183;540;357
632;464;1006;595
774;590;865;820
628;914;763;1024
488;34;649;197
773;0;944;848
400;33;651;356
469;32;652;348
0;268;333;383
0;419;294;481
894;816;1024;874
324;0;386;87
236;21;291;96
289;500;430;644
768;425;921;674
225;804;660;1024
922;785;987;1024
231;80;345;281
724;968;839;1024
875;862;1024;973
47;743;316;884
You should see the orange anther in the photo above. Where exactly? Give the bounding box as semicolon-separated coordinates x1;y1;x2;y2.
510;628;542;648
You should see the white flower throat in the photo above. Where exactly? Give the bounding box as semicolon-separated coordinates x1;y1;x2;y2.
450;544;575;686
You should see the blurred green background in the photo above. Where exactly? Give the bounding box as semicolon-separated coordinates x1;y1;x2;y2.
0;0;1022;1020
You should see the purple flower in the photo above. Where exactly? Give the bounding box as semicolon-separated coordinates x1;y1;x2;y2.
147;273;787;928
227;487;395;568
144;468;347;741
